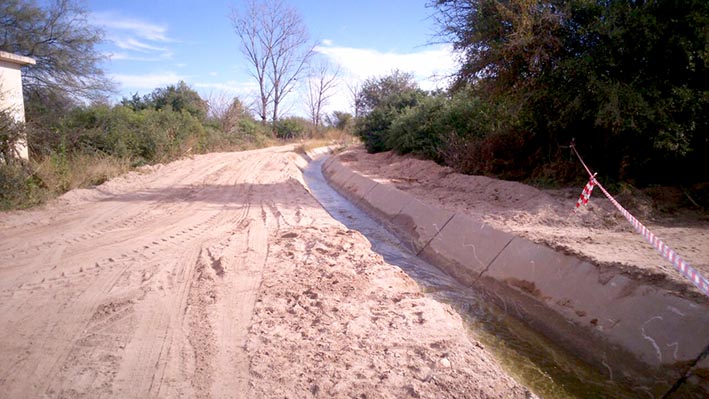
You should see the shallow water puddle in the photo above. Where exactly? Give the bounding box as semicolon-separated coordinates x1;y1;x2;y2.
303;156;637;399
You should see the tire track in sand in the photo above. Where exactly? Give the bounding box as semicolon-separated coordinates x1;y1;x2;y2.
0;148;278;398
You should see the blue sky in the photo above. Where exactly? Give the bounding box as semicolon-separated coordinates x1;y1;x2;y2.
88;0;457;116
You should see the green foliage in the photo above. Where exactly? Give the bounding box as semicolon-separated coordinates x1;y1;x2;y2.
379;89;527;177
237;118;265;137
3;83;278;210
0;162;44;210
0;0;113;101
21;83;269;193
351;69;522;171
354;71;427;153
355;70;422;116
326;111;353;132
29;104;208;165
356;107;399;153
0;109;25;164
121;81;208;121
429;0;708;185
275;117;309;139
386;95;447;160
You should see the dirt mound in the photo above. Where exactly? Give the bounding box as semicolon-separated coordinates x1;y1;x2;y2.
249;224;530;398
338;147;709;299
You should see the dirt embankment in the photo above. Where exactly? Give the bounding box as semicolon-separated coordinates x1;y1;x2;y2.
335;147;709;299
0;145;529;398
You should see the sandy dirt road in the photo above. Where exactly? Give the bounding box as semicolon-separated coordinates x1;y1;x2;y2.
0;146;528;398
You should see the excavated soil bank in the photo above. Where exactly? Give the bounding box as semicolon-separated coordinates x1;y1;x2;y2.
323;147;709;397
334;148;709;300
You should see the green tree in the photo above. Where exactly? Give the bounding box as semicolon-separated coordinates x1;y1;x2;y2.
121;81;208;121
386;95;448;160
120;93;150;112
354;71;426;153
326;111;353;132
275;116;308;139
147;81;208;121
355;70;422;116
433;0;566;92
0;0;114;102
431;0;709;185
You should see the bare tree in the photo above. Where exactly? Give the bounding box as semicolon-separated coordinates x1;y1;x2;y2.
230;0;314;132
205;91;231;122
306;60;339;130
205;91;248;133
347;81;362;118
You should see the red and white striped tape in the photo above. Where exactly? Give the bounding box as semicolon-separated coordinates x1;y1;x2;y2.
571;146;709;297
593;180;709;296
574;177;596;210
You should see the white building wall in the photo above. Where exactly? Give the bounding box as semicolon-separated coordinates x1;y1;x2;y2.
0;51;36;160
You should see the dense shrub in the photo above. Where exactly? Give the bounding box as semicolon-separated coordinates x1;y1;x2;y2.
385;95;447;161
28;105;207;165
354;72;426;153
354;75;529;177
0;79;353;210
326;111;354;132
356;107;399;153
384;92;509;163
431;0;708;186
121;81;208;121
0;82;283;209
275;117;309;139
1;109;26;163
0;162;43;210
199;120;273;151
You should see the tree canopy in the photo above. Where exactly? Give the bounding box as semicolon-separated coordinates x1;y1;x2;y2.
354;71;427;153
121;81;208;121
431;0;708;185
0;0;114;103
355;70;422;116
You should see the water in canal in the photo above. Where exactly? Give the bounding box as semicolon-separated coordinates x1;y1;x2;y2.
303;156;638;399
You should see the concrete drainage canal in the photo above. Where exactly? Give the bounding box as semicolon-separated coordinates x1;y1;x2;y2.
303;156;643;398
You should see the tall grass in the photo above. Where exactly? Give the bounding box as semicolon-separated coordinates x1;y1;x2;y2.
0;153;133;210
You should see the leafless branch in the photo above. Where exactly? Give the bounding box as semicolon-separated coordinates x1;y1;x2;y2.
230;0;314;132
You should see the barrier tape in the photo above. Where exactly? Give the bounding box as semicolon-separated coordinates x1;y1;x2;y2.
571;144;709;298
574;175;596;210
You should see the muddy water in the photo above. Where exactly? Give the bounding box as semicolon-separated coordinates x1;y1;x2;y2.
303;157;637;399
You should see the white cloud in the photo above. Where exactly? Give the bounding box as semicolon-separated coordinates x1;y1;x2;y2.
91;11;174;61
321;39;334;46
105;52;164;62
194;80;258;96
111;71;186;90
315;44;457;87
114;37;168;53
91;12;172;42
310;43;459;115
